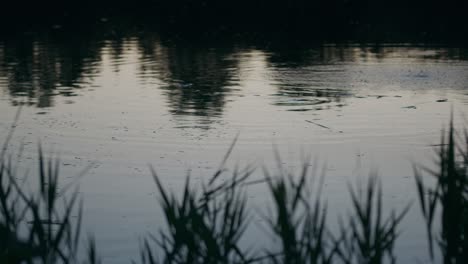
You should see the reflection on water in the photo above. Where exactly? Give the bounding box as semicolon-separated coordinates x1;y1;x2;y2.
1;31;468;118
266;47;350;111
0;34;104;107
158;45;240;117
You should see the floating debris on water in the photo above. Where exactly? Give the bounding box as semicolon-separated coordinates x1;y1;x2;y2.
287;108;311;112
306;120;344;133
428;143;449;147
306;120;330;129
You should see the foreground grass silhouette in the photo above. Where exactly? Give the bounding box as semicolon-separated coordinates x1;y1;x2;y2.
414;116;468;264
0;116;466;263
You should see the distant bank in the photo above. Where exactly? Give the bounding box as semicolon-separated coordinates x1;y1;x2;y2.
1;0;467;44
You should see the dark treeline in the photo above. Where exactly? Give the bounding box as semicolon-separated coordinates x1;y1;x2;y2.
1;0;467;42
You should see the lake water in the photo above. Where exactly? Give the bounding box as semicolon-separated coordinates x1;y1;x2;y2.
1;31;468;263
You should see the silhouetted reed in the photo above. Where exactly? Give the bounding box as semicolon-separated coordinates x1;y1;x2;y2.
264;159;335;264
142;139;255;263
0;109;95;263
335;176;409;264
0;146;86;263
414;114;468;264
1;112;467;263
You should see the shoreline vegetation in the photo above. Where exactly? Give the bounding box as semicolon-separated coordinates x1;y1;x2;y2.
1;0;467;44
0;110;466;263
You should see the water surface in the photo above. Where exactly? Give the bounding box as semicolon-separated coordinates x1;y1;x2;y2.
1;32;468;263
